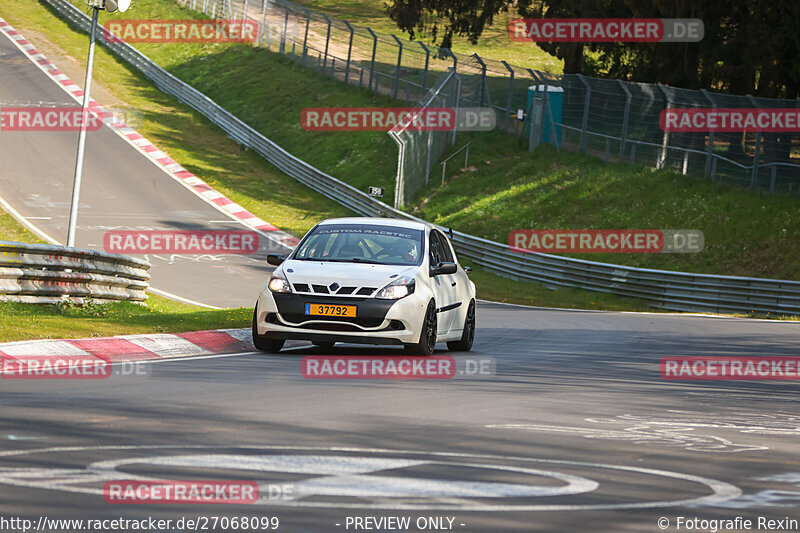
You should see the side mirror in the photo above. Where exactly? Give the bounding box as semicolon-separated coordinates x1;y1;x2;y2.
267;253;285;266
430;262;457;277
464;266;472;274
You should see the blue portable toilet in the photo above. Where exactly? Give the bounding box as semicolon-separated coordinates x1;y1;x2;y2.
526;85;563;145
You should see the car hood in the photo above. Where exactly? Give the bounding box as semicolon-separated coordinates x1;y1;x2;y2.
282;260;418;297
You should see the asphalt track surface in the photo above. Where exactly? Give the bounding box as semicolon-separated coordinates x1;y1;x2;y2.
1;13;800;533
1;306;800;531
0;32;282;309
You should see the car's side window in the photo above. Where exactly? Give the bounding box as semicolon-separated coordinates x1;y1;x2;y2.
435;231;454;263
429;232;442;266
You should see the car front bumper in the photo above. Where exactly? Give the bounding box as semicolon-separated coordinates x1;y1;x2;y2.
255;287;428;346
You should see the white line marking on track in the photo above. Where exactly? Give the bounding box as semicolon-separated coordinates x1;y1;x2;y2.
0;445;741;511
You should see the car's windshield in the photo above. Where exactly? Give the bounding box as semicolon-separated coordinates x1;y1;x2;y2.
293;224;424;266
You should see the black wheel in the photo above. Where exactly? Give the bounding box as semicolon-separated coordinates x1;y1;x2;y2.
447;299;475;352
405;300;437;356
252;308;285;353
313;341;336;350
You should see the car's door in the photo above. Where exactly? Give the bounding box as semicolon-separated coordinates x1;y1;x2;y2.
428;229;458;334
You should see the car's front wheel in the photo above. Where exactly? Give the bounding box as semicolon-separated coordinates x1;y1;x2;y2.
252;307;285;353
447;299;475;352
405;300;437;356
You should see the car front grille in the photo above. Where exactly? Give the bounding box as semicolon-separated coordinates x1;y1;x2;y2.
292;283;375;297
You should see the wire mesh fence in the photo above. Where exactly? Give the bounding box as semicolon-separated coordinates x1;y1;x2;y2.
388;69;463;208
177;0;800;201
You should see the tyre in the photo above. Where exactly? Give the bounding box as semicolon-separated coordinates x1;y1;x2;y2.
447;299;475;352
252;308;285;353
405;300;437;356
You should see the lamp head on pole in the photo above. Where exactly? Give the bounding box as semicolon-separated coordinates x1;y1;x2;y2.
86;0;131;12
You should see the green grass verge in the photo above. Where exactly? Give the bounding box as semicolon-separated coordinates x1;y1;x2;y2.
0;210;47;244
0;293;251;343
413;139;800;280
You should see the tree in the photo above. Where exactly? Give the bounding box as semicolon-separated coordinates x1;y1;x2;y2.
385;0;509;50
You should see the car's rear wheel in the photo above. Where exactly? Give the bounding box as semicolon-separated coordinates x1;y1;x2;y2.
252;308;285;353
405;300;437;356
447;299;475;352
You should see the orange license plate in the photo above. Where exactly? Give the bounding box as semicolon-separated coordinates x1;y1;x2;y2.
305;303;357;317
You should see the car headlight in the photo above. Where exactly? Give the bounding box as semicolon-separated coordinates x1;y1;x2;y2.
376;276;415;300
268;269;292;293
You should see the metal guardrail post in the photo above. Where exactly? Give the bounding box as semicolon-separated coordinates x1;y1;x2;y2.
367;28;377;91
390;34;403;101
701;89;717;180
418;41;430;95
576;74;591;152
616;79;631;161
343;21;354;84
657;83;672;169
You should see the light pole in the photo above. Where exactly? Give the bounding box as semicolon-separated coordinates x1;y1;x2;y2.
67;0;130;247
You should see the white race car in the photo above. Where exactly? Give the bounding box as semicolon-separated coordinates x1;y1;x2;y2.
253;217;476;355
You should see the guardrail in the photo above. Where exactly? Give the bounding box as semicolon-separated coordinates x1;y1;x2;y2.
0;241;150;303
45;0;800;316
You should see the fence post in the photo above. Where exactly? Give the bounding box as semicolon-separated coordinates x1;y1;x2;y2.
501;61;514;132
770;166;777;194
526;69;538;151
616;79;631;161
258;0;268;47
280;4;289;54
576;74;591;153
473;54;487;106
321;13;331;69
657;84;672;169
243;0;248;24
418;41;430;95
425;128;433;184
701;89;717;180
747;94;762;190
391;34;403;101
298;7;310;65
366;28;377;91
339;20;354;84
452;71;462;144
